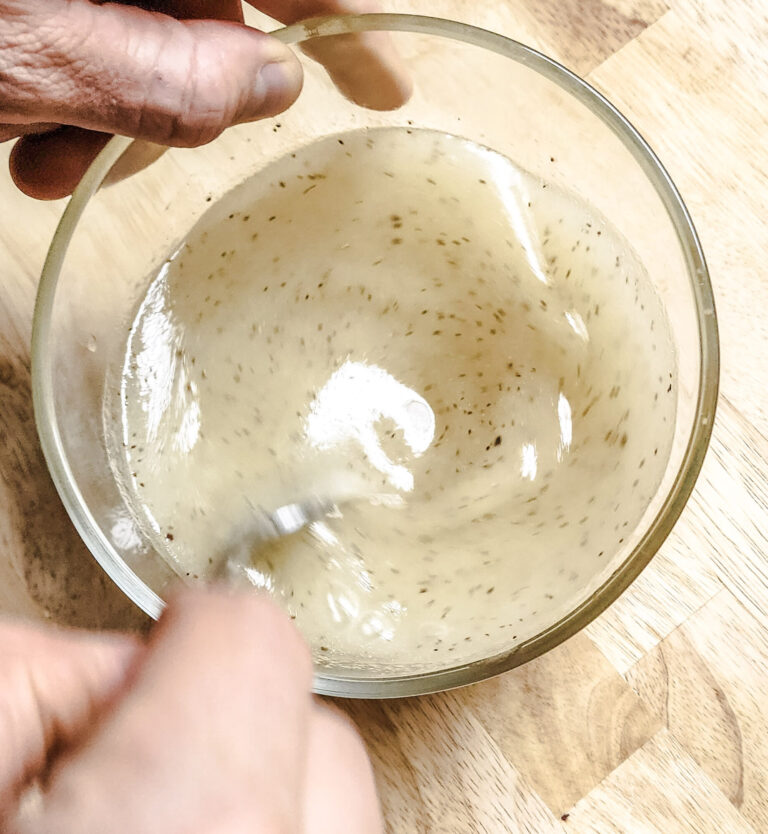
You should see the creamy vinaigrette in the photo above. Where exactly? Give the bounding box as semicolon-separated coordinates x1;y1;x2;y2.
112;128;676;672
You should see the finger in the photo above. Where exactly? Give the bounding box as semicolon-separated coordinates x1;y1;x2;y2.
250;0;412;110
19;589;314;834
10;128;111;200
9;128;167;200
0;622;142;810
160;0;245;22
4;0;303;147
303;704;383;834
7;0;245;199
0;124;61;144
87;1;244;24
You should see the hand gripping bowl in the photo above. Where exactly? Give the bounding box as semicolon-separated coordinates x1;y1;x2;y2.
31;14;719;698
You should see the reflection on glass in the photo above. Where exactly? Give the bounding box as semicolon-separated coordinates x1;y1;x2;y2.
306;360;435;492
521;442;538;480
557;392;573;460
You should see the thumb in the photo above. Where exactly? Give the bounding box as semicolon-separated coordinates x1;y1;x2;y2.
5;0;303;147
0;621;142;813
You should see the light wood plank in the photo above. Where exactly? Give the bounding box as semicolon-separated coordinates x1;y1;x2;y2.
566;729;756;833
587;0;768;434
585;526;723;674
345;696;565;834
625;589;768;831
687;399;768;628
247;0;669;77
587;395;768;673
450;633;662;816
404;0;670;75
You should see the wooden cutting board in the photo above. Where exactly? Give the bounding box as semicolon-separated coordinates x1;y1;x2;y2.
1;1;766;831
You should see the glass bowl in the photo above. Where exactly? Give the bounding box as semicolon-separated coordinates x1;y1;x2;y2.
31;14;718;698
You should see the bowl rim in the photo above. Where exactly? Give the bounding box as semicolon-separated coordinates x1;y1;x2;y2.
31;12;719;698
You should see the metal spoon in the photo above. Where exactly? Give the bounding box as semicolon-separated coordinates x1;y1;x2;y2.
218;494;339;581
245;495;337;541
221;487;401;580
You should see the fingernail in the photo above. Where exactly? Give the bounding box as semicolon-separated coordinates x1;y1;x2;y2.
242;54;303;123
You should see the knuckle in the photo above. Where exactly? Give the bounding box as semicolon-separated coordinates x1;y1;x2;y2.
0;7;97;116
0;14;41;108
169;109;228;148
0;125;22;142
133;97;227;148
132;33;234;148
134;76;228;147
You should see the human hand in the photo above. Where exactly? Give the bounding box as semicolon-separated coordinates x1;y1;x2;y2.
0;0;410;199
1;589;382;834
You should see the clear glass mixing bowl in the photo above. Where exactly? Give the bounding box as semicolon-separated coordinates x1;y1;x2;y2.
31;14;718;697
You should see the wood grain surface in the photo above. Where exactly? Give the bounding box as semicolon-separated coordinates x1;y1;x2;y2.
1;0;767;831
